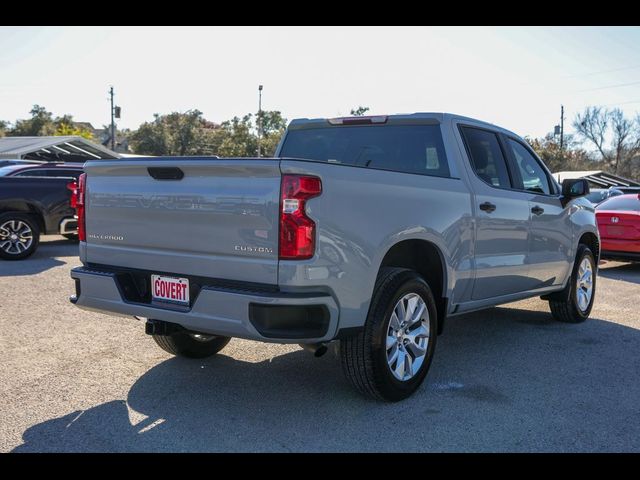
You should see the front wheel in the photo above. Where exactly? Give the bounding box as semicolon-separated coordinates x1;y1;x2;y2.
340;268;438;402
152;328;231;359
548;245;596;323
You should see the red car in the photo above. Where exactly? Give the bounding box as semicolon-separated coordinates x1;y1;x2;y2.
596;194;640;262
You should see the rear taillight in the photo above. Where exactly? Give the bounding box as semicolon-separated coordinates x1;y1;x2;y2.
279;174;322;260
67;180;78;208
75;173;87;242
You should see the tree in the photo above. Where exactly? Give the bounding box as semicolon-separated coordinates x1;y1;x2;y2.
7;106;93;139
257;110;287;156
573;106;640;177
350;106;370;116
10;105;56;136
214;114;257;157
53;115;93;140
129;110;219;156
0;120;7;137
526;134;595;173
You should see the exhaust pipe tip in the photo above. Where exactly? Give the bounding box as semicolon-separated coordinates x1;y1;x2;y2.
300;342;328;358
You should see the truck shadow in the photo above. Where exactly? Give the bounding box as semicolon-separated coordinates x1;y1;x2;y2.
0;239;76;277
598;261;640;285
12;305;640;452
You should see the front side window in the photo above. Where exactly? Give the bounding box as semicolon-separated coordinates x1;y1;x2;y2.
460;127;511;188
506;139;551;195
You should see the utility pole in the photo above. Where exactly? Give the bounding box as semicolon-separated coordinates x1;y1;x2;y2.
257;85;263;157
109;86;115;151
560;104;564;151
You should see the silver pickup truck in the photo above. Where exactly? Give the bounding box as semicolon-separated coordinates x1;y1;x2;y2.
70;113;599;401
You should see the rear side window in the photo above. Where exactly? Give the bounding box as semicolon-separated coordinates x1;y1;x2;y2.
14;169;48;177
280;125;450;178
596;196;640;211
460;127;511;188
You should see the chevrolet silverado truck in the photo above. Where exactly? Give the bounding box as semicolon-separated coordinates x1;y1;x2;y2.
0;165;82;260
69;113;599;401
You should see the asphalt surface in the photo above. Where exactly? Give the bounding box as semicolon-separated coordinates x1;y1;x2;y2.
1;236;639;452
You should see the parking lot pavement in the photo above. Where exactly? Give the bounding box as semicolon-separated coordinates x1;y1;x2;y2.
1;236;639;452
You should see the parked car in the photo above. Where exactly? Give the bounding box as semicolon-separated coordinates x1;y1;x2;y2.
0;164;83;260
69;113;599;401
0;163;84;180
615;186;640;194
596;194;640;262
585;187;624;205
0;159;45;168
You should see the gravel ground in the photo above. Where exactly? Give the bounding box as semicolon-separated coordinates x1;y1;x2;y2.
1;236;639;452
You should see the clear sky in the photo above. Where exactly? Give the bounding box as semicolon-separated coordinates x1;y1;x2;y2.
1;26;640;139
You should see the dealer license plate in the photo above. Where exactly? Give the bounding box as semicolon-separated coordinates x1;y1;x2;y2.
151;274;190;305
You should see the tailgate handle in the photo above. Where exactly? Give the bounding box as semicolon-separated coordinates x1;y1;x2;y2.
147;167;184;180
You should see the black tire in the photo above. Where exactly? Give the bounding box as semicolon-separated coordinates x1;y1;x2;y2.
63;234;79;242
0;213;40;260
549;245;596;323
340;267;438;402
152;329;231;359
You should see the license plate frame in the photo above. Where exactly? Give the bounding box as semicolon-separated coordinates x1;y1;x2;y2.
151;274;190;306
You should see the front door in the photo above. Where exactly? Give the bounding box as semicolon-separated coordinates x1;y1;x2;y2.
503;137;573;287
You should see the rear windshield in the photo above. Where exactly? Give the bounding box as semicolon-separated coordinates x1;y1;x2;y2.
280;125;450;178
596;195;640;211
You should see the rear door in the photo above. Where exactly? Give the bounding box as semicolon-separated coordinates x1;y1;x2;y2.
458;125;533;300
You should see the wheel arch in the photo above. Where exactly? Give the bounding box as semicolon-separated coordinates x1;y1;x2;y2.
578;231;600;264
377;239;448;334
0;202;46;233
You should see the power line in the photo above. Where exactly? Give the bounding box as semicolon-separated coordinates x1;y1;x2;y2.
576;80;640;93
562;64;640;79
603;99;640;107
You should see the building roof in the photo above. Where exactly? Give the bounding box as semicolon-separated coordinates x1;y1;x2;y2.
553;170;640;188
0;136;120;162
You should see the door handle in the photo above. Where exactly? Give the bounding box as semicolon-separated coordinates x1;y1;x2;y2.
479;202;496;213
531;206;545;216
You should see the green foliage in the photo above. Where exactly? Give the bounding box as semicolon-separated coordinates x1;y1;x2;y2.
257;110;287;156
6;105;93;140
10;105;56;136
129;110;218;156
129;110;287;157
214;115;257;157
526;134;596;173
53;115;94;139
0;120;7;137
350;106;370;116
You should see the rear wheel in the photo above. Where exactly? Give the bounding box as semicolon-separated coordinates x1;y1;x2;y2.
548;244;596;323
152;328;231;359
340;268;438;402
0;213;40;260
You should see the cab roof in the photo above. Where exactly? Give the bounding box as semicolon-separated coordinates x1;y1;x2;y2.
287;112;520;138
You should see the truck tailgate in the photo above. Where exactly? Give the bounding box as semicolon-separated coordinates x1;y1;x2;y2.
83;158;281;285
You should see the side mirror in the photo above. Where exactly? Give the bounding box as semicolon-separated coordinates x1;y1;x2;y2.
562;178;590;198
